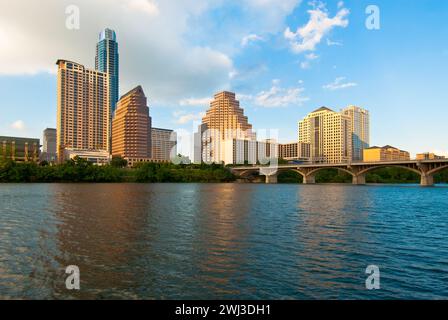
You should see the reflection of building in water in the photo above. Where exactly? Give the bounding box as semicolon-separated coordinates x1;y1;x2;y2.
192;184;253;296
294;185;373;295
51;184;154;298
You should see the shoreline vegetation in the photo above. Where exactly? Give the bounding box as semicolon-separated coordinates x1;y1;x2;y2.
0;157;447;184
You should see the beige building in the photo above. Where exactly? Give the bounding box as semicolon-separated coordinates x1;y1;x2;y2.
151;127;177;161
342;105;370;161
363;145;410;162
199;91;256;164
298;107;351;163
416;152;445;160
279;142;311;161
1;136;40;162
112;86;152;160
56;59;110;162
221;138;279;165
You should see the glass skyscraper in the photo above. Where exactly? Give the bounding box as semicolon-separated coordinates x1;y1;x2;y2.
95;28;119;116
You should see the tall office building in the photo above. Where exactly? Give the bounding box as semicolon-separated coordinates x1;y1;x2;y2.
56;59;110;163
41;128;57;162
151;127;177;162
95;28;119;116
342;105;370;161
298;107;351;164
112;86;152;161
199;91;255;163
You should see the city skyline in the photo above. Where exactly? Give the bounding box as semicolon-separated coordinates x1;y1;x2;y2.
0;0;447;158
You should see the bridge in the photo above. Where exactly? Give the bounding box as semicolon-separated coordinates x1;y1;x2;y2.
230;159;448;186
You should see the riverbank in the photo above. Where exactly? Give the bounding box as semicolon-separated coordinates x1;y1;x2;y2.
0;158;235;183
1;159;447;184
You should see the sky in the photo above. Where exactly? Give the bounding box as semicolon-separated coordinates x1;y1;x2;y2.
0;0;447;157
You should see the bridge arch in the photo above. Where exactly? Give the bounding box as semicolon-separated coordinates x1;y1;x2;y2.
357;165;421;176
306;167;355;177
235;169;260;178
277;168;306;178
427;165;448;176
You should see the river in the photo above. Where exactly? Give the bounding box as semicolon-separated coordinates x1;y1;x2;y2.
0;183;447;299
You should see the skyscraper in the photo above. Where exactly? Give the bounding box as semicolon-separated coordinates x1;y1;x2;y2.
198;91;255;163
342;105;370;161
298;107;351;164
41;128;57;162
112;86;152;161
56;59;110;162
95;28;119;116
151;127;177;162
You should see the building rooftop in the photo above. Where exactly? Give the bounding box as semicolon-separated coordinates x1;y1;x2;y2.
119;85;145;101
311;106;334;113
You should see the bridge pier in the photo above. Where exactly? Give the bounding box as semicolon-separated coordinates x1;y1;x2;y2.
303;175;315;184
352;174;366;185
265;174;278;184
420;174;434;187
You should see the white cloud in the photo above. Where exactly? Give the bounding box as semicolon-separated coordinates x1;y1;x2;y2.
326;38;342;46
0;0;233;103
241;34;264;47
322;77;357;90
10;120;26;131
240;79;309;108
126;0;159;16
284;2;349;53
179;97;210;107
173;111;205;124
300;61;310;69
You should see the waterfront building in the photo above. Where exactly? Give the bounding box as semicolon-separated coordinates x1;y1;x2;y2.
63;149;111;165
151;127;177;162
95;28;119;116
221;138;279;165
198;91;256;164
363;145;410;162
41;128;57;162
0;136;40;162
298;107;351;164
416;152;446;160
56;59;110;162
342;105;370;161
279;142;311;161
112;86;152;161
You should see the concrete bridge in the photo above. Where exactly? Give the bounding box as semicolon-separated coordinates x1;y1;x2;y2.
230;159;448;186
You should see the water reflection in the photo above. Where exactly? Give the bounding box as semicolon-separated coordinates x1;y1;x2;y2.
0;183;447;299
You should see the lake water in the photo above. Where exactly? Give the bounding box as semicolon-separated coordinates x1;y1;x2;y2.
0;183;447;299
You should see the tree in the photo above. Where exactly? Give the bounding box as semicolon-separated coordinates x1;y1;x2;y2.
111;156;128;168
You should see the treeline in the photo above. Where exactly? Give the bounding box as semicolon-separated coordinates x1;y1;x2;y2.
278;168;448;184
0;158;235;183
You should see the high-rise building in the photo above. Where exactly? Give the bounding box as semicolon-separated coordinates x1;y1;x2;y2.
56;59;110;162
151;127;177;162
112;86;152;161
41;128;57;162
342;105;370;161
1;136;40;162
198;91;255;163
95;28;119;116
298;107;351;164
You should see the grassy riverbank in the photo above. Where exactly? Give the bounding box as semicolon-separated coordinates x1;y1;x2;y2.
1;158;447;184
0;158;235;183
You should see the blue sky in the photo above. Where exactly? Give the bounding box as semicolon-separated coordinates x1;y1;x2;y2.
0;0;447;156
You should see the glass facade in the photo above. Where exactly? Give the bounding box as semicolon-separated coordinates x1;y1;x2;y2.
95;28;119;116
